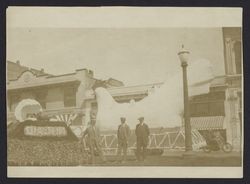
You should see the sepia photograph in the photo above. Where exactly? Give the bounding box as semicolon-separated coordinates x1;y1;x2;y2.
6;7;243;178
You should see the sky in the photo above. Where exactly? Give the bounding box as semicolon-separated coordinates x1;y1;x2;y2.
7;27;225;86
6;7;241;86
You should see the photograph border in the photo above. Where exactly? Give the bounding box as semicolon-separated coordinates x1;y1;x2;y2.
1;1;249;183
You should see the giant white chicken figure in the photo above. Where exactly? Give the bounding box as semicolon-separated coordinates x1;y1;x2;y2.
93;59;214;130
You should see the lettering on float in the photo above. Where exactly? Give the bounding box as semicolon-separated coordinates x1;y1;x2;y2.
24;126;67;137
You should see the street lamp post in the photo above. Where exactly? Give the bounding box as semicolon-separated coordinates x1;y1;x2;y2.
178;45;193;153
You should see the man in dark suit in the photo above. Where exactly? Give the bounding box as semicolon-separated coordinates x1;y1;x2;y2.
135;117;150;161
116;117;131;163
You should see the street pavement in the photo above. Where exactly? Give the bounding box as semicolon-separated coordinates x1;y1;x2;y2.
91;151;242;167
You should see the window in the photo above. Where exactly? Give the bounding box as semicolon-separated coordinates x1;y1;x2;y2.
196;103;209;116
64;88;76;107
208;101;225;116
190;91;226;117
190;101;225;116
35;91;47;109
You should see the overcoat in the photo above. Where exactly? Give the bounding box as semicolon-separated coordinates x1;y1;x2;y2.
135;123;150;145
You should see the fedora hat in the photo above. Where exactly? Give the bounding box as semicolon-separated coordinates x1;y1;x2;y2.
138;117;144;121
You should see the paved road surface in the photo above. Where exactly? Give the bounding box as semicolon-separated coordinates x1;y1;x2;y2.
88;151;242;166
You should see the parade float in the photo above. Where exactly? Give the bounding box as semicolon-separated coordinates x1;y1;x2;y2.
88;59;214;155
7;99;88;166
7;59;215;164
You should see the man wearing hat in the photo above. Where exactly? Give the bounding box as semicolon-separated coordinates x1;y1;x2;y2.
135;117;150;161
82;117;105;164
116;117;131;163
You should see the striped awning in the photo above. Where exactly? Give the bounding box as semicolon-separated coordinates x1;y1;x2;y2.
191;116;225;130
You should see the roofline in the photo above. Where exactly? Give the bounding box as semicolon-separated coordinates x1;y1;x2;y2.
10;69;38;82
7;79;81;91
8;70;52;82
7;60;51;79
75;68;87;72
7;60;22;64
46;72;76;78
107;82;164;90
8;69;83;82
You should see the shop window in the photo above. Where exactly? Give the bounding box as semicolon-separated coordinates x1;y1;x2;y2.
64;88;76;107
190;102;209;116
195;103;209;116
35;92;47;109
209;101;225;116
209;91;226;101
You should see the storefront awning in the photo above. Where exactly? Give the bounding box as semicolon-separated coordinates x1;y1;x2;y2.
191;116;224;130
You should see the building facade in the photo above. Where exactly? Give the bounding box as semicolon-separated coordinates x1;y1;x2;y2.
6;61;124;127
223;27;242;151
189;27;242;151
